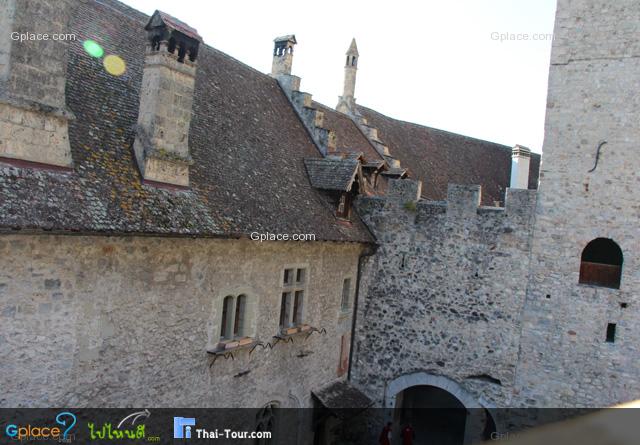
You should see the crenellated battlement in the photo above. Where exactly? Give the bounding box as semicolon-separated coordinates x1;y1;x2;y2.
358;179;537;233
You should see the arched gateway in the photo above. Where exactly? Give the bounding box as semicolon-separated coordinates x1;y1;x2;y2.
384;373;498;445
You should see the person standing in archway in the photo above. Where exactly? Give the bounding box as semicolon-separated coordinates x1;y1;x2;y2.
402;423;415;445
379;422;392;445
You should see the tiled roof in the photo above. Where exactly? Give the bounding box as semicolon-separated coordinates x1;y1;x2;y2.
304;158;359;191
312;102;383;163
155;11;203;42
0;0;373;243
357;105;541;205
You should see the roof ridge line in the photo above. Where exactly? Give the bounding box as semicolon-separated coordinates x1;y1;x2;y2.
357;104;514;150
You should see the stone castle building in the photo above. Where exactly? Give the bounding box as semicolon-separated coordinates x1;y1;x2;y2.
0;0;637;443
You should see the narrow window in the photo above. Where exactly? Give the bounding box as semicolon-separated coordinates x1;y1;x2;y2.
336;192;352;218
283;269;294;286
346;55;349;65
341;278;351;311
279;292;291;329
234;294;247;337
296;268;305;284
280;267;307;331
292;290;304;325
220;295;233;340
579;238;623;289
606;323;616;343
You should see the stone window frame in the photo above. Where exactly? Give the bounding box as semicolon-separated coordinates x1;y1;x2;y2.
279;264;309;332
213;291;257;347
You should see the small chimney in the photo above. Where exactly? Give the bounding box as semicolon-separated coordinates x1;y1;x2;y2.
0;0;74;167
271;35;297;77
336;38;359;115
510;145;531;189
133;10;202;187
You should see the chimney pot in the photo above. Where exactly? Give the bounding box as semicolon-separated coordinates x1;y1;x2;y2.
510;145;532;189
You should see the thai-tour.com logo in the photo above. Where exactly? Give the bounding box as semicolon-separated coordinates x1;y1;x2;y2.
173;416;272;440
174;417;196;439
5;411;76;442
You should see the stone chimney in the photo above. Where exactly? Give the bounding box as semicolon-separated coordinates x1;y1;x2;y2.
336;38;359;115
270;35;300;96
510;145;531;189
271;35;296;77
133;10;202;187
0;0;75;167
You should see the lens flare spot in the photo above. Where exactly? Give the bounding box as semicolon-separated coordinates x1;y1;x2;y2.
103;55;126;76
83;40;104;58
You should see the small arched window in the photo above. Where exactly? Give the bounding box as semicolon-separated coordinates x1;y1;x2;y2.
220;295;234;339
579;238;623;289
234;294;247;337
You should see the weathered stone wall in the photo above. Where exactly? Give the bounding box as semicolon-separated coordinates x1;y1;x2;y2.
0;0;74;167
0;0;73;108
515;0;640;408
0;234;362;411
351;180;536;409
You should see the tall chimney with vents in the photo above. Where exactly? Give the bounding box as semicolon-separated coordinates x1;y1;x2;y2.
271;35;297;77
0;0;74;167
270;35;301;96
133;10;202;187
336;38;359;115
510;145;531;189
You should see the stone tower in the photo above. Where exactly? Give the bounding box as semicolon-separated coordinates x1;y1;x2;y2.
336;38;359;115
517;0;640;407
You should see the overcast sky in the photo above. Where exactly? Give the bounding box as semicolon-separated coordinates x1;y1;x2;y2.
119;0;557;153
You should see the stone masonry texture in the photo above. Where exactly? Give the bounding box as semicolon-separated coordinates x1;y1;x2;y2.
0;235;361;410
353;180;537;410
516;0;640;408
350;0;640;416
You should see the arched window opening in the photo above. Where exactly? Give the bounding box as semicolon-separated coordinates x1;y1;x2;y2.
341;278;351;311
579;238;623;289
255;402;279;445
351;56;357;66
167;37;176;54
220;295;234;340
234;294;247;337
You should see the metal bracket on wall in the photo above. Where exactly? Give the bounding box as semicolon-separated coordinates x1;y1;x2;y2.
588;141;607;173
304;327;327;341
208;351;235;368
271;334;295;347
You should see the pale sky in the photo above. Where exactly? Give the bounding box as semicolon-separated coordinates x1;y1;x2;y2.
119;0;557;153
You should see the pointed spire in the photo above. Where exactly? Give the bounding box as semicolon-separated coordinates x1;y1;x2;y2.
346;38;359;56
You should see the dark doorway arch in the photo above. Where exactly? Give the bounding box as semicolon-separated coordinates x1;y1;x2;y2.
579;238;623;289
396;385;467;445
